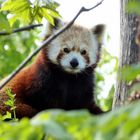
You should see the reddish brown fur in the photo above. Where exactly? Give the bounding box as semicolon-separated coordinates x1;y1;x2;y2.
84;55;90;64
0;50;48;118
0;23;105;119
56;50;64;62
0;47;103;118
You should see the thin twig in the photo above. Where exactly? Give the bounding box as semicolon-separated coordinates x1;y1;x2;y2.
0;0;104;89
0;24;43;35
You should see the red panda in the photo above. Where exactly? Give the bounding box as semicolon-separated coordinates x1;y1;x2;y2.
0;20;105;118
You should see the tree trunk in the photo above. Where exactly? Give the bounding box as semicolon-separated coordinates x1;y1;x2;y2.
112;0;140;109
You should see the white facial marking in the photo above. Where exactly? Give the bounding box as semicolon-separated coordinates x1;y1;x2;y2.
60;52;86;73
48;39;61;64
47;24;101;74
88;32;98;66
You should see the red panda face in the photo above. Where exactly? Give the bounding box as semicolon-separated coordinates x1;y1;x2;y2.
47;24;105;74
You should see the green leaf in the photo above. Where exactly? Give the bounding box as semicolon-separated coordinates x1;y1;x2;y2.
47;9;61;18
0;12;11;31
32;111;73;140
40;8;54;25
1;111;11;121
0;0;60;25
4;100;13;106
1;0;31;12
8;15;19;27
1;0;32;25
127;1;140;14
1;103;140;139
5;88;15;99
16;8;32;24
120;64;140;82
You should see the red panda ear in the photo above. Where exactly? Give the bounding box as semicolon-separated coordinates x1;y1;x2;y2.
43;18;64;39
91;24;105;44
49;18;64;32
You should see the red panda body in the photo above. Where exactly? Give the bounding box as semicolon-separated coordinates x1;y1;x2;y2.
0;22;105;118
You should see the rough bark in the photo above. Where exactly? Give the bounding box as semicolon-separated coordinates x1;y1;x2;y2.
112;0;140;109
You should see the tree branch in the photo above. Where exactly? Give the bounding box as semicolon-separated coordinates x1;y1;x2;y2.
0;0;104;89
0;24;43;35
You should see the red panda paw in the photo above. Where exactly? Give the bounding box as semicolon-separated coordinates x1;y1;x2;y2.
15;103;38;119
88;103;104;115
128;91;140;102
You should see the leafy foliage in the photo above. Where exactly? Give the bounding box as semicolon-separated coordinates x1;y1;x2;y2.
0;118;43;140
0;88;17;121
4;88;17;120
0;101;140;140
0;111;12;121
120;64;140;96
120;64;140;82
0;0;60;27
96;48;118;110
0;0;60;79
127;1;140;14
0;12;11;31
0;0;140;139
0;30;39;79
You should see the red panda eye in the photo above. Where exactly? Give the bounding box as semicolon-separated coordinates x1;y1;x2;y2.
63;48;70;53
81;50;87;55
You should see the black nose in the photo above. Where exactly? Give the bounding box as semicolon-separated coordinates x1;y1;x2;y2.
70;58;79;68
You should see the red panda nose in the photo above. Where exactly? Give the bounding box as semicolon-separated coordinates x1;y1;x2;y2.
70;58;79;68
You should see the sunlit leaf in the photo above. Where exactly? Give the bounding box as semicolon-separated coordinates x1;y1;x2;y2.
127;1;140;14
1;111;11;120
0;0;60;25
41;8;54;25
1;0;32;25
120;64;140;82
1;102;140;139
1;0;31;12
0;12;11;31
47;9;61;18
